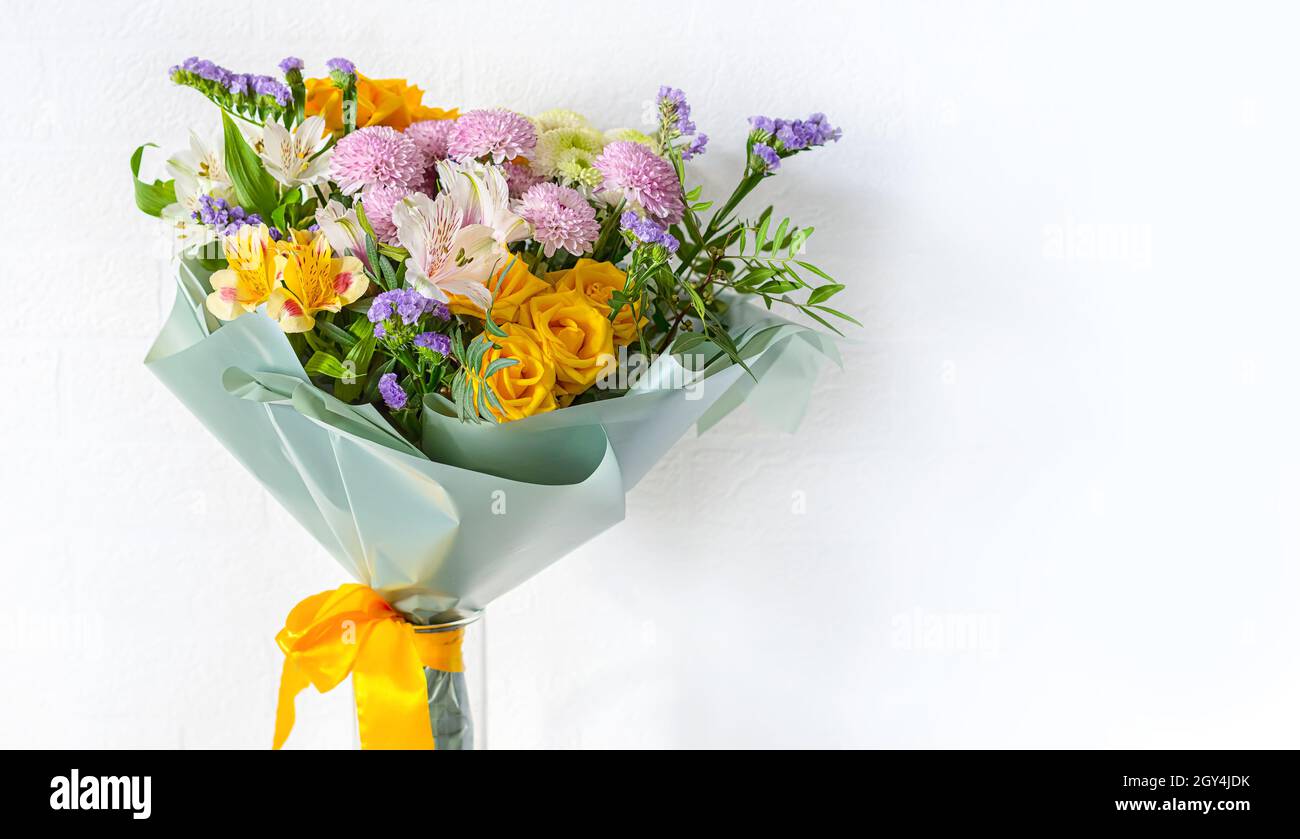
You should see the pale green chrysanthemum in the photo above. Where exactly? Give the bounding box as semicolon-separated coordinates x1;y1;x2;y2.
555;147;604;191
604;127;660;153
533;126;606;179
532;109;592;134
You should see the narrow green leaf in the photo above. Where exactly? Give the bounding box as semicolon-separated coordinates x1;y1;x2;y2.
795;260;834;282
221;112;278;217
314;318;358;349
807;283;846;305
812;304;863;327
305;351;352;379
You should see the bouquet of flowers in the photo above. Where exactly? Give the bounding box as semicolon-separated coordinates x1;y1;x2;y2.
134;55;850;749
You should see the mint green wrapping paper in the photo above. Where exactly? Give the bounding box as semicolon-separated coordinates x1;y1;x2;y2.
145;259;839;622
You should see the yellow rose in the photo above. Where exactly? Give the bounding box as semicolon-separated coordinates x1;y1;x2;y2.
448;258;549;323
305;73;457;132
477;324;558;422
548;259;646;346
519;289;616;395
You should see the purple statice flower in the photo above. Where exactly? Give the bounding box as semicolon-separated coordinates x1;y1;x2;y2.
367;289;450;328
330;126;426;195
620;210;679;254
251;74;292;106
378;373;407;410
752;142;781;173
751;113;842;151
193;195;263;236
175;57;233;88
226;73;252;95
657;86;696;136
278;56;304;75
447;109;537;164
326;57;356;76
414;332;452;356
804;113;843;145
594;141;684;224
519;183;601;257
682;133;709;161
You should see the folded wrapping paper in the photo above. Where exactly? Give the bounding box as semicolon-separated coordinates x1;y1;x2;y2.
145;258;839;622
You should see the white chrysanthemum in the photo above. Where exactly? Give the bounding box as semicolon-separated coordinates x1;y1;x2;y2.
533;126;606;181
532;108;592;134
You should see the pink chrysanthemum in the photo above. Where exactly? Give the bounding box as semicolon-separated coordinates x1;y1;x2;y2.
519;183;601;258
359;183;408;245
329;126;425;195
447;109;537;164
405;119;457;161
593;140;684;224
503;160;545;198
404;119;458;193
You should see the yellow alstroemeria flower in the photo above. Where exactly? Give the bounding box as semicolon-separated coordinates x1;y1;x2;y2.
475;324;558;422
519;289;616;395
448;258;550;323
548;258;647;347
206;224;280;321
305;73;457;132
267;232;369;333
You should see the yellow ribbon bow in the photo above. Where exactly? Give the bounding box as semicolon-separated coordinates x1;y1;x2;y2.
273;583;464;750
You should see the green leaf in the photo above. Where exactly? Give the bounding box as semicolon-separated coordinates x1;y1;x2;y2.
671;332;710;354
129;144;176;217
812;304;863;327
737;266;778;288
314;318;358;349
221;112;278;217
799;306;845;336
795;260;835;282
305;351;352;379
807;283;846;305
768;218;790;253
335;334;377;401
754;214;771;255
758;279;800;295
483;357;519;378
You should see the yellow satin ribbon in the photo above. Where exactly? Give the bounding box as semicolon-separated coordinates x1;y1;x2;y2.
273;583;464;750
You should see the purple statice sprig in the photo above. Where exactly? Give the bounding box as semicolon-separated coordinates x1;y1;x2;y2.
414;331;452;357
655;86;707;162
193;194;263;236
377;372;408;410
169;57;290;121
326;57;357;78
324;57;359;133
367;288;450;344
169;56;291;119
621;210;679;254
746;112;841;174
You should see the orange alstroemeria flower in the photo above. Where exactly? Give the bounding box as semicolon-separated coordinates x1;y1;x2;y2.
305;73;457;132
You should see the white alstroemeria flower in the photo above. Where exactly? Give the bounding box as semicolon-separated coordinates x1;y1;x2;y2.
158;130;234;247
393;192;500;308
436;159;530;246
165;129;235;217
314;200;372;271
259;116;332;188
160;202;218;250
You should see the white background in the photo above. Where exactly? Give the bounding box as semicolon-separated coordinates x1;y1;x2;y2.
3;0;1298;748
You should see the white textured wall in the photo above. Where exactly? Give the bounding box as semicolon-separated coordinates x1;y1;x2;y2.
4;0;1300;748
